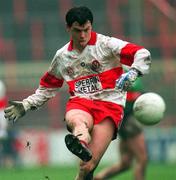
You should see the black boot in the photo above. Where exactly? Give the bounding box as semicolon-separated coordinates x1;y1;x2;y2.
65;134;92;162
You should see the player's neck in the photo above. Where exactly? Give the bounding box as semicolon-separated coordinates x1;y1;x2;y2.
73;43;86;53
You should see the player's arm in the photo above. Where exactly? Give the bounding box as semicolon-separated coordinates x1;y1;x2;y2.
4;57;64;122
106;37;151;91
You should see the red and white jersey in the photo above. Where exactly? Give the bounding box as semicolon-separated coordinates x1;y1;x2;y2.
23;32;151;110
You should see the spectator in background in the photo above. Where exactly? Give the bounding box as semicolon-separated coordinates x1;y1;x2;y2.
0;80;20;168
4;6;151;179
0;80;8;166
0;80;7;140
95;71;148;180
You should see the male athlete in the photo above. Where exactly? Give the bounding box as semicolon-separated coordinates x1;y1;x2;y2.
4;6;151;180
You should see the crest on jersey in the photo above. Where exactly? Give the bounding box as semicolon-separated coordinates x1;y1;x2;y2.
90;60;101;72
66;66;74;76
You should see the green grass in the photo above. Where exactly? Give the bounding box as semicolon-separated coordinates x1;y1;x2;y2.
0;163;175;180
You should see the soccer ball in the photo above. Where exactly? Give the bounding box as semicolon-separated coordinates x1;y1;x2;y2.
133;92;166;125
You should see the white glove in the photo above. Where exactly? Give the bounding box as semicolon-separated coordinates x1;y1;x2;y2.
115;68;139;92
4;101;26;122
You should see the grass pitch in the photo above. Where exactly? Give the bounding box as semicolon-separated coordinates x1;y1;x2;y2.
0;163;175;180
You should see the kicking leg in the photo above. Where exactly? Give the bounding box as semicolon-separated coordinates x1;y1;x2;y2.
65;109;94;162
75;117;115;180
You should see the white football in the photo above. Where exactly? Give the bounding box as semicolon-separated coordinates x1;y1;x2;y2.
133;92;166;125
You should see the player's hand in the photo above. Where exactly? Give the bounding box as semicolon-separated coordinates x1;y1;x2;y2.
4;101;26;122
115;68;139;91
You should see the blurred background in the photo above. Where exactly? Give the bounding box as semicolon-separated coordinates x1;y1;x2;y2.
0;0;176;179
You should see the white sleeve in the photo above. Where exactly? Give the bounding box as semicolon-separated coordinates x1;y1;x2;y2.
102;36;129;57
131;48;151;74
22;86;58;111
104;36;151;74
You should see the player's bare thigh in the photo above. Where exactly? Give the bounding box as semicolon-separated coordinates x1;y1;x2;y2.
65;109;94;131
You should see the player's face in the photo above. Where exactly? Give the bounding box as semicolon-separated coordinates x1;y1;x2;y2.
67;21;92;50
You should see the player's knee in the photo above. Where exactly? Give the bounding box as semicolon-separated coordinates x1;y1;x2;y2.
66;118;85;131
65;110;93;128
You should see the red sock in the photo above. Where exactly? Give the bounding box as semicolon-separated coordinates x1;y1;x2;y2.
80;140;89;148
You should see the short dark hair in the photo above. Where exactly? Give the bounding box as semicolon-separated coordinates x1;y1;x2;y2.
65;6;93;27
